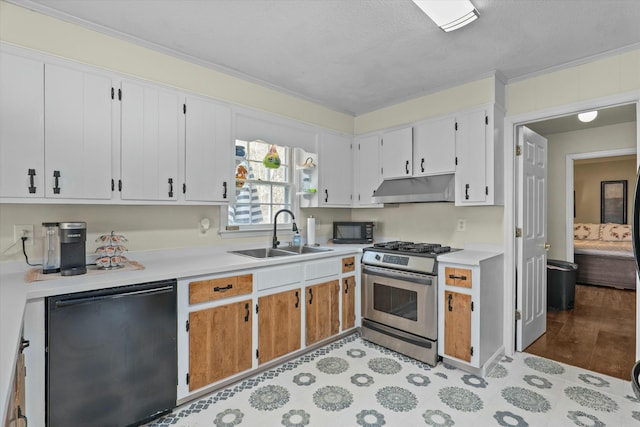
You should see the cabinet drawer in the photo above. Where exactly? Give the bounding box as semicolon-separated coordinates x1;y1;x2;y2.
341;256;356;273
256;264;304;291
444;267;472;288
189;274;253;304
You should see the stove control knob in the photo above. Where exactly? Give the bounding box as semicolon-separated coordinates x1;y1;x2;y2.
375;254;381;261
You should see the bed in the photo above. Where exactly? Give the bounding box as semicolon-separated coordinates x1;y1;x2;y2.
573;223;636;290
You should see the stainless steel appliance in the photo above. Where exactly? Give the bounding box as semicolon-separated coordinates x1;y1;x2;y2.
332;221;374;244
59;221;86;276
361;241;455;366
46;279;177;426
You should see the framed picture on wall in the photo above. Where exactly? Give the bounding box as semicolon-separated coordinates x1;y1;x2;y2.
600;180;627;224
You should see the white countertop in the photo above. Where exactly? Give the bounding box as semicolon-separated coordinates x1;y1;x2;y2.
436;249;503;265
0;242;361;423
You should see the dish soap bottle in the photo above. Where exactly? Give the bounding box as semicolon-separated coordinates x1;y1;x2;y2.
293;230;302;246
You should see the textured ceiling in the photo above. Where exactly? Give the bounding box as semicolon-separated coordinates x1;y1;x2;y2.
8;0;640;115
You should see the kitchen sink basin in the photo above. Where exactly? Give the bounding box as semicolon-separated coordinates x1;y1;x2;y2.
229;247;297;258
229;245;332;259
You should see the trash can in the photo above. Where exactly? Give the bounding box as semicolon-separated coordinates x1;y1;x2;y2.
547;259;578;311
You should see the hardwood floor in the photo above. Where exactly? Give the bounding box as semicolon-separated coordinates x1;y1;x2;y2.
525;283;636;380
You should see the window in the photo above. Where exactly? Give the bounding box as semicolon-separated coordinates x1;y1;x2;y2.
226;139;294;231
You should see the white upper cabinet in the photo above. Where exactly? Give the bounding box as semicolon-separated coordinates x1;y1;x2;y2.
381;127;412;180
184;96;232;203
0;52;44;198
454;105;504;206
413;116;456;176
353;134;382;207
44;63;113;200
319;132;352;206
120;80;180;201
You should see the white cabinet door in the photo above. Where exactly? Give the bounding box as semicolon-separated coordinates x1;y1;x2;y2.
455;109;487;205
353;134;382;206
120;80;180;201
319;132;352;206
413;116;456;176
0;52;44;198
184;97;232;202
44;64;112;199
381;127;412;179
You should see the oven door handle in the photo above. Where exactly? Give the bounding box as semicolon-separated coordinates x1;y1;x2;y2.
362;266;433;286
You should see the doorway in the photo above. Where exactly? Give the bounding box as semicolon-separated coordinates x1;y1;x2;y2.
509;101;639;379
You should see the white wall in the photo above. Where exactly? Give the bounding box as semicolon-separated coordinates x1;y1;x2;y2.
547;122;637;260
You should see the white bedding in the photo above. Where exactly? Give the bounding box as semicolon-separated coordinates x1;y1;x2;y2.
574;239;634;258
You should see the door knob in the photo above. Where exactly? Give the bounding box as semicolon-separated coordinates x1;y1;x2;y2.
544;242;551;251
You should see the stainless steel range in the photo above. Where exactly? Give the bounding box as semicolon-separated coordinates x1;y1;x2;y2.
361;241;457;366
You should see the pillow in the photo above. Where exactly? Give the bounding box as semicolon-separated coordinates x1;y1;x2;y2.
600;223;632;241
574;223;600;240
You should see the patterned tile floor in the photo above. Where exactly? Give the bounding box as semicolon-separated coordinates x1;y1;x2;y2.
147;333;640;427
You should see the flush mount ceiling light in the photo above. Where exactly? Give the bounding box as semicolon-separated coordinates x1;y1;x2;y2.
412;0;479;32
578;110;598;122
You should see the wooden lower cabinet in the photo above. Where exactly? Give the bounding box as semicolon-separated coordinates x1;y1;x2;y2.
444;291;472;362
4;352;26;427
258;289;301;364
305;280;340;346
341;276;356;330
188;299;252;391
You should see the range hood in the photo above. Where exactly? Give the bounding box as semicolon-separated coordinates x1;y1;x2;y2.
372;174;455;204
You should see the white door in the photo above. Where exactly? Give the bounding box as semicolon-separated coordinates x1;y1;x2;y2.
0;52;44;198
516;126;548;351
45;64;112;199
381;127;412;179
120;80;180;201
413;116;456;176
184;96;231;202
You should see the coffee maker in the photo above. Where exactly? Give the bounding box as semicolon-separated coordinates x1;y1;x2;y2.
43;222;87;275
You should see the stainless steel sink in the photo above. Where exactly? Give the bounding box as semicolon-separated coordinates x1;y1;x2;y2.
229;245;332;258
280;245;333;255
229;247;297;258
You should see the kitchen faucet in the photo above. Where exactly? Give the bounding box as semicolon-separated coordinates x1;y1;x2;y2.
272;209;298;249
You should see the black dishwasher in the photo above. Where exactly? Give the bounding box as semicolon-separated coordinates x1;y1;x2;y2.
46;279;177;427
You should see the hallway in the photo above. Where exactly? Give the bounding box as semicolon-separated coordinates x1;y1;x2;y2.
525;284;636;380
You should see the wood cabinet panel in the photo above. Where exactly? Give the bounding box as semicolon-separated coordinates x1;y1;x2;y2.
444;291;472;362
258;289;301;364
342;256;356;273
188;299;252;391
341;276;356;330
189;274;252;304
444;267;472;288
305;280;340;346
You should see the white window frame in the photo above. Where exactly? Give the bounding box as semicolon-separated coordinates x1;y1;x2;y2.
220;139;299;238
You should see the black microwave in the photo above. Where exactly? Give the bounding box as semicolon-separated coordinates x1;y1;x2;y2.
332;221;374;244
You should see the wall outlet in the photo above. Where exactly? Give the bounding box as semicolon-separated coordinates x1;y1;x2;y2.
14;224;34;246
456;218;467;232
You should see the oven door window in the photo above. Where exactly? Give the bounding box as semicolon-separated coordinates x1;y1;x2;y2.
373;283;417;321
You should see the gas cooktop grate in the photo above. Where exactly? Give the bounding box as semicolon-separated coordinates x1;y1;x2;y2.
372;241;448;254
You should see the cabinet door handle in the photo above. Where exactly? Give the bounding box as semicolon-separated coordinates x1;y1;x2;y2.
405;160;410;174
20;337;30;353
448;274;467;281
308;288;313;305
465;183;470;200
324;189;328;203
222;181;228;199
213;284;233;292
168;178;174;198
244;302;250;322
28;169;37;194
53;170;61;194
448;293;453;311
295;291;299;308
344;279;349;293
421;158;425;173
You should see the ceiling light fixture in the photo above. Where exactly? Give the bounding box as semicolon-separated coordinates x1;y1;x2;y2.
578;111;598;123
412;0;479;32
